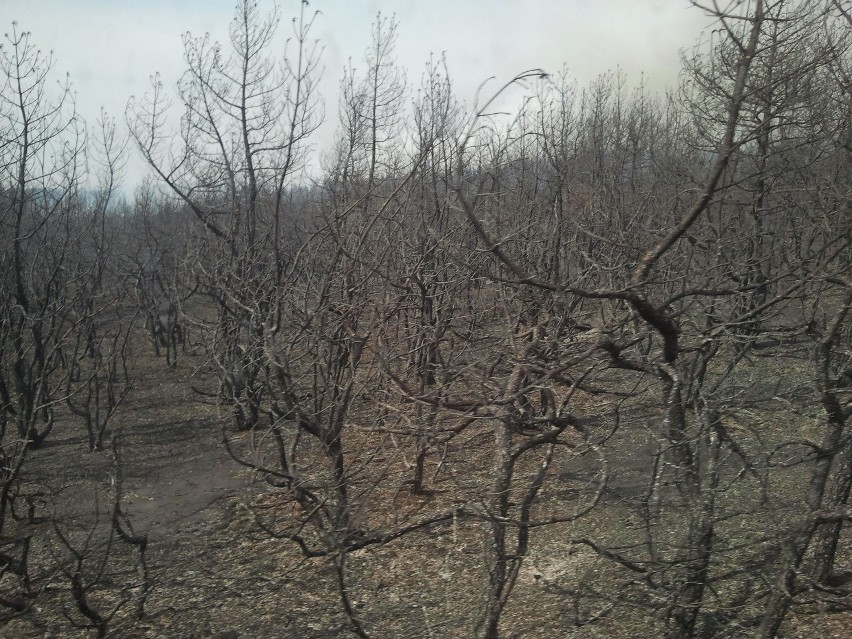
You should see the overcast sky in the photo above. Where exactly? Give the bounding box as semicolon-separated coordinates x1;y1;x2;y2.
4;0;713;188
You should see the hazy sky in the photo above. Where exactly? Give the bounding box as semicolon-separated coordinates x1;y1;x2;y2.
4;0;713;187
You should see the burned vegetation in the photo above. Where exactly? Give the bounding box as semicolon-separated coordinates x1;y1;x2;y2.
1;1;852;637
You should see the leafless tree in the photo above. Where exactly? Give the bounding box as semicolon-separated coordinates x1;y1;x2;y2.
431;2;852;638
0;23;86;615
127;0;323;431
51;433;150;638
0;22;145;634
102;2;851;637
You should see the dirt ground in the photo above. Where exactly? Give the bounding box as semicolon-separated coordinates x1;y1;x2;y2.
30;361;247;535
8;349;273;638
4;342;852;638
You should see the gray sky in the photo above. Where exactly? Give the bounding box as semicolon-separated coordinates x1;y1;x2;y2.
4;0;713;188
